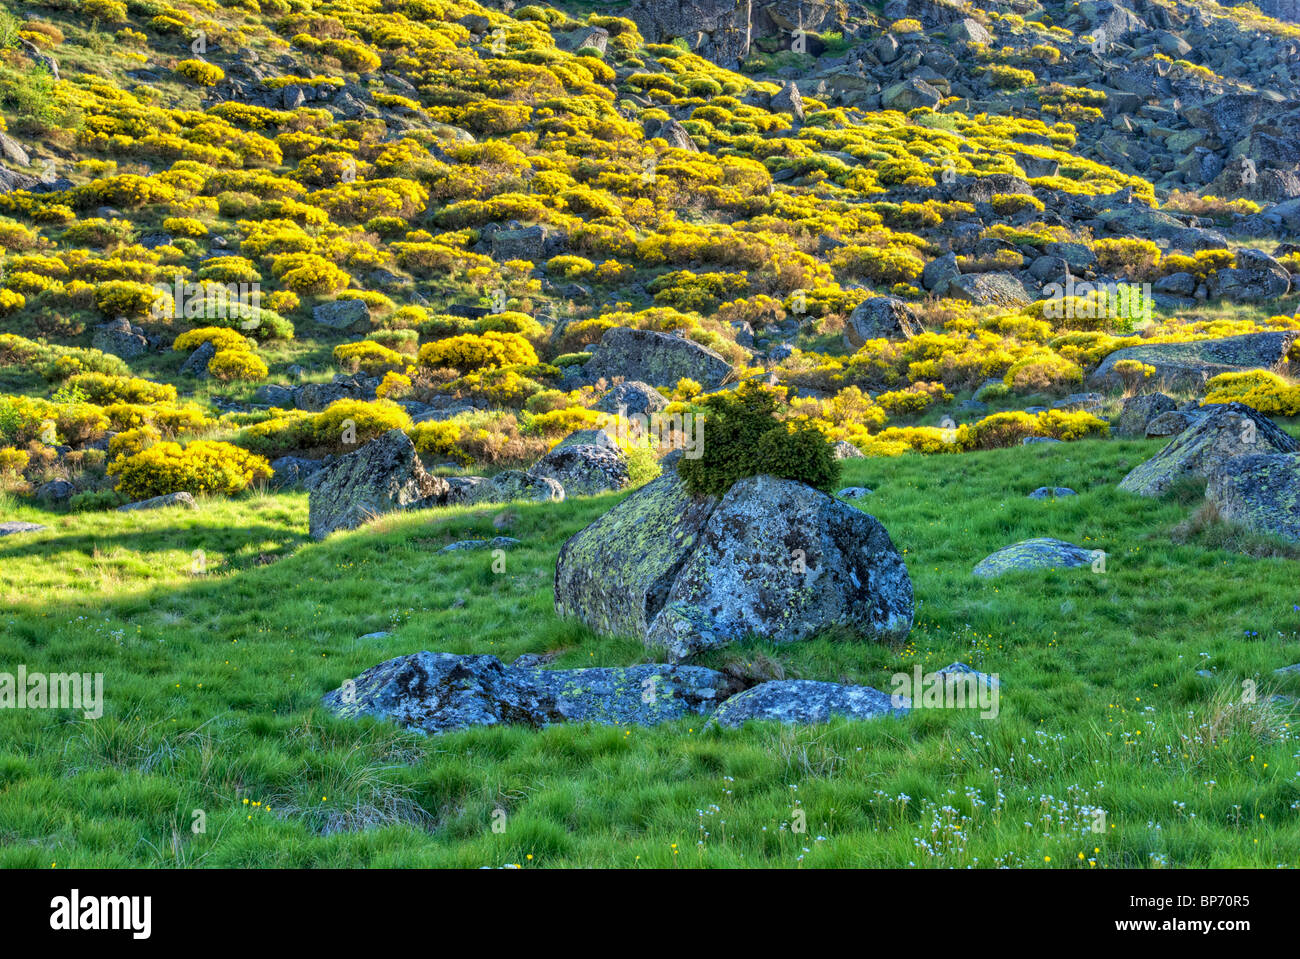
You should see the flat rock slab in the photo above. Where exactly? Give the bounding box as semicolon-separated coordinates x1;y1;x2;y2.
0;521;45;536
117;492;198;512
515;663;731;725
1088;331;1299;392
439;536;521;552
1119;403;1298;497
322;652;732;733
973;537;1097;577
706;680;905;728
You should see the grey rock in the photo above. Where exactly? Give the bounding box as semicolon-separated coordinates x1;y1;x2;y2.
1205;452;1300;543
973;537;1098;577
837;486;873;499
117;492;199;512
578;327;734;391
1088;332;1300;392
0;521;45;535
439;536;522;552
707;680;906;728
644;474;914;661
1119;403;1299;497
529;443;630;497
1113;392;1178;437
594;380;669;418
1028;487;1077;499
179;341;216;378
35;480;75;503
269;456;325;490
844;296;920;348
308;429;448;538
313;299;371;332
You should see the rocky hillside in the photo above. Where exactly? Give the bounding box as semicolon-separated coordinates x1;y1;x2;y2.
0;0;1296;512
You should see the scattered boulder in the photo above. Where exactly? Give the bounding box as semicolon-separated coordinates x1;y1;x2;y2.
1112;392;1178;437
594;380;668;418
308;429;447;539
35;480;75;503
1118;403;1299;497
1144;408;1210;438
1206;249;1292;302
516;663;732;725
881;77;942;110
577;327;734;391
948;272;1031;308
439;536;521;552
322;651;734;733
92;318;150;359
0;521;45;536
555;457;719;642
485;470;565;503
973;538;1098;577
1205;452;1300;543
179;341;216;377
117;492;199;512
837;486;873;499
706;680;906;728
639;474;913;661
769;80;805;123
843;296;920;348
490;224;565;261
322;652;565;734
1028;487;1076;499
529;443;630;497
312;299;370;332
832;440;865;459
269;456;325;490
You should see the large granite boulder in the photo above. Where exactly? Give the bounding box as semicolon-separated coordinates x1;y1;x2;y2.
1205;452;1300;543
843;296;920;348
972;538;1097;577
1088;332;1299;392
308;429;447;538
594;380;669;418
555;458;719;642
556;461;914;662
92;318;150;359
529;443;630;497
1207;249;1292;302
577;328;733;391
646;475;914;660
313;299;370;332
1118;403;1299;497
706;680;906;728
948;272;1032;308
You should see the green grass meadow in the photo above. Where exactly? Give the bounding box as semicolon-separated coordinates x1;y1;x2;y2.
2;434;1298;868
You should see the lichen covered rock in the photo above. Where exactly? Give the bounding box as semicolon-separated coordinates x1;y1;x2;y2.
645;475;914;660
577;327;734;391
972;537;1097;577
308;429;447;539
529;442;630;497
706;680;906;728
1089;332;1299;392
1118;403;1298;497
554;459;719;641
1205;452;1300;543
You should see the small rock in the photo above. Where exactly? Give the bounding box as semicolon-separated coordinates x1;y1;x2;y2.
117;492;199;512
